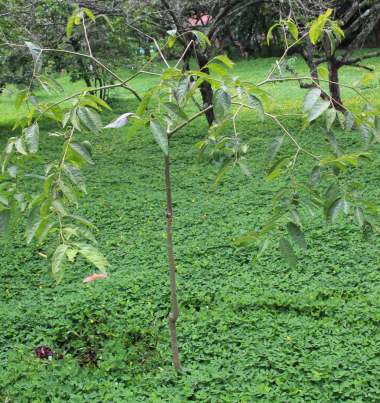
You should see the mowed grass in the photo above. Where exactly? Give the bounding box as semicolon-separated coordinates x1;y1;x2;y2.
1;51;380;402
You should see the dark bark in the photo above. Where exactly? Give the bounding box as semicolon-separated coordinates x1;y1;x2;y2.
374;19;380;47
197;54;215;126
164;148;181;372
327;59;345;113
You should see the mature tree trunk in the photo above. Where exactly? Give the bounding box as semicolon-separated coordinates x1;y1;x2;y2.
374;19;380;47
327;59;345;113
164;149;181;372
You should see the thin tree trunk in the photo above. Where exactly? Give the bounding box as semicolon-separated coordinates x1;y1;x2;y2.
327;60;345;113
164;149;181;372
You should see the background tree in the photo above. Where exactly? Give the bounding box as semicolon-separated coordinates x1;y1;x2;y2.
272;0;380;112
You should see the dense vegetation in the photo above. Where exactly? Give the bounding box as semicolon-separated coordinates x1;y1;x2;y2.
1;52;380;401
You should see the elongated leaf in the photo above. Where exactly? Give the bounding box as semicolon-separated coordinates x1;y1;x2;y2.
359;123;371;150
354;206;364;227
68;141;94;164
266;137;283;166
326;197;342;225
279;237;297;269
213;55;234;68
326;108;336;130
84;94;111;110
363;221;373;243
237;157;252;178
38;220;57;243
25;124;39;154
15;90;28;111
207;63;228;77
290;209;302;226
26;218;42;244
247;94;264;122
150;120;168;155
52;245;68;284
191;30;211;49
309;21;322;44
15;138;27;155
233;235;259;245
67;16;75;38
345;111;355;132
63;163;86;193
336;110;345;129
162;102;189;122
52;199;67;215
104;112;135;128
272;188;289;204
59;179;78;208
65;213;96;228
267;24;279;45
213;88;231;123
25;41;43;73
307;100;330;122
74;225;97;243
0;208;11;236
310;166;323;190
286;222;307;250
72;241;109;274
136;95;152;116
83;8;95;21
286;21;298;40
127;120;145;140
77;107;102;134
302;88;321;113
177;76;189;105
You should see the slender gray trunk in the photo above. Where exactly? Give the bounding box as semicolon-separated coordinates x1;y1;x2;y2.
164;149;181;372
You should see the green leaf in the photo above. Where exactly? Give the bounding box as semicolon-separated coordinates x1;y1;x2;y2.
196;142;208;167
38;220;57;243
279;237;297;269
354;206;364;227
266;137;283;166
26;218;42;244
0;209;11;237
310;166;323;190
162;102;189;122
359;123;371;150
70;107;82;131
41;75;66;96
286;21;298;40
363;221;373;243
214;165;231;186
59;179;78;208
290;209;302;226
150;120;168;155
302;88;321;113
67;16;75;38
267;24;279;45
52;199;68;215
15;138;27;155
207;63;228;77
286;222;307;250
237;157;252;178
77;107;102;134
177;76;190;105
247;94;264;122
326;197;342;225
272;188;289;204
15;90;28;111
84;94;112;110
233;234;259;245
127;120;145;140
83;8;95;21
307;100;330;122
52;244;68;284
100;14;113;30
336;110;345;129
191;30;211;49
66;214;96;228
68;141;94;165
213;55;234;68
72;242;110;274
345;111;355;133
326;108;336;130
213;88;231;123
25;42;43;73
25;124;39;154
309;21;322;44
74;225;97;243
63;163;86;193
136;95;152;116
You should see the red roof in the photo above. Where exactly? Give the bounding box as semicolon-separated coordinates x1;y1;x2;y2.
188;15;212;26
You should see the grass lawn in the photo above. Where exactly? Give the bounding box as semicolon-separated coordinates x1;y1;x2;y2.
1;52;380;402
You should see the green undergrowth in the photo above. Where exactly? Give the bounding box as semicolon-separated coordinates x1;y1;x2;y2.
1;55;380;402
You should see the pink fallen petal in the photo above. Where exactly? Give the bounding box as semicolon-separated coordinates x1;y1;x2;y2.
83;272;108;283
